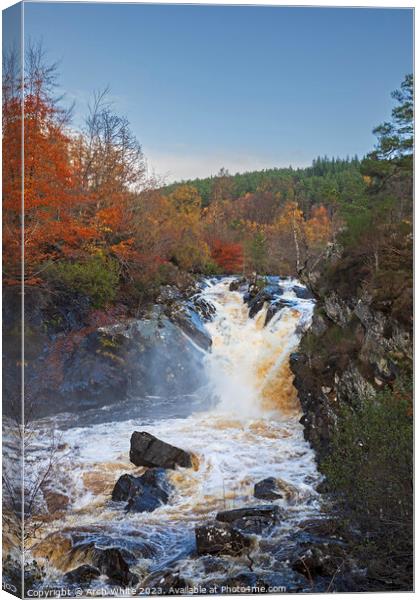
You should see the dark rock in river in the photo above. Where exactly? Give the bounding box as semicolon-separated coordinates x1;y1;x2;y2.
292;543;347;580
112;474;144;502
247;285;284;319
112;468;171;513
254;477;299;502
216;505;281;523
229;277;247;292
190;295;216;322
126;490;164;513
216;505;282;534
64;564;101;584
130;431;192;469
142;569;188;593
254;477;284;500
195;523;251;556
292;285;313;300
67;543;139;586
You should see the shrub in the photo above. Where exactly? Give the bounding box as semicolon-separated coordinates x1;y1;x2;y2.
45;256;120;308
322;375;413;589
201;260;221;276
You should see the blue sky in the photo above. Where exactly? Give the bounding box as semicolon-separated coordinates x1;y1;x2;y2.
21;2;413;182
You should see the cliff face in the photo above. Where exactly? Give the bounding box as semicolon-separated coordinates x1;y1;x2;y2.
290;245;412;463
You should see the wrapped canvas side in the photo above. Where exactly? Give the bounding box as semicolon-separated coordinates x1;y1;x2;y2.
3;2;24;597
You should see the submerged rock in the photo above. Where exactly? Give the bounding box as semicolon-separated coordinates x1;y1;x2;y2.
246;284;284;320
195;523;251;556
130;431;192;469
33;531;151;586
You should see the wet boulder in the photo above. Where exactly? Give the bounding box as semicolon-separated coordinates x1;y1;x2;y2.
195;523;251;556
112;469;171;513
126;490;164;513
264;299;297;326
64;564;101;584
292;285;313;300
66;543;139;586
254;477;283;500
297;518;346;542
112;474;144;502
142;569;188;593
216;505;282;534
216;505;281;523
92;547;139;586
247;285;284;319
292;544;347;580
170;305;212;351
191;296;216;322
130;431;192;469
229;278;247;292
254;477;299;502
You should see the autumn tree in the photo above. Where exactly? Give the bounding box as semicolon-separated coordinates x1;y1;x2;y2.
211;167;235;202
3;43;97;283
166;185;209;271
211;240;244;274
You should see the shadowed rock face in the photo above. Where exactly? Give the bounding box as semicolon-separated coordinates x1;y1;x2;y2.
130;431;192;469
291;285;412;462
9;285;211;419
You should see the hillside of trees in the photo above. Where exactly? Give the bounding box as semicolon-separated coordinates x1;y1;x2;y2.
162;156;364;208
2;44;412;332
3;44;370;313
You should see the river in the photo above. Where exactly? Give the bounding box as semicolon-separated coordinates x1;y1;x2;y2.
26;276;322;594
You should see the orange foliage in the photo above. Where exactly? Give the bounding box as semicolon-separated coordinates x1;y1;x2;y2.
211;240;244;273
2;48;334;294
3;82;97;281
305;204;332;246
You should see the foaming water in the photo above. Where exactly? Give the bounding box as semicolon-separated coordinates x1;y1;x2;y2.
28;277;320;589
203;278;312;417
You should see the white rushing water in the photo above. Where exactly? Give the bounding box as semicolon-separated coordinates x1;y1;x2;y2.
27;276;321;589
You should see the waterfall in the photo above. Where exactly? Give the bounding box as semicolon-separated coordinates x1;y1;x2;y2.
26;276;321;590
202;277;313;417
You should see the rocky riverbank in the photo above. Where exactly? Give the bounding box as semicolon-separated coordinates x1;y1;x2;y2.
290;248;412;462
289;243;413;591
